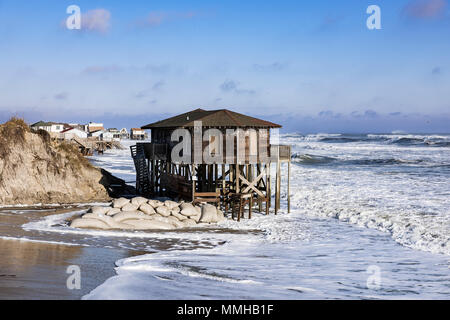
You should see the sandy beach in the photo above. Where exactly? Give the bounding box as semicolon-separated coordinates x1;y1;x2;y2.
0;206;147;299
0;239;138;299
0;204;247;299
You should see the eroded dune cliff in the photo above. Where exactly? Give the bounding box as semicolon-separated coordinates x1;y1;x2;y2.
0;118;123;205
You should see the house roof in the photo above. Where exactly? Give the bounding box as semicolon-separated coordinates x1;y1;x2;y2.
31;120;65;127
141;108;282;129
61;127;85;133
60;127;74;133
89;129;104;134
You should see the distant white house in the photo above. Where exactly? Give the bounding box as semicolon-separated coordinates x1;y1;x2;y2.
90;129;115;141
60;127;88;140
107;128;121;140
119;128;129;139
90;130;105;138
102;131;115;141
131;128;147;140
88;122;104;133
31;121;66;133
69;123;89;132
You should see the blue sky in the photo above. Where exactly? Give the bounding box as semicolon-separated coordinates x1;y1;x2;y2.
0;0;449;132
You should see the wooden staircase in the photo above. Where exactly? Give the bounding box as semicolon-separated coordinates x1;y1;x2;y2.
130;144;150;195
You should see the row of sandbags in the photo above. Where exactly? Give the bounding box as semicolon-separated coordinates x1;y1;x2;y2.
70;197;225;230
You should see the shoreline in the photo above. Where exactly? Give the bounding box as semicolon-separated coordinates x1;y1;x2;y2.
0;238;145;300
0;203;238;299
1;200;449;299
0;201;111;209
0;204;147;300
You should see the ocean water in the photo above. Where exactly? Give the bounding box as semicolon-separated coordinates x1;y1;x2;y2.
83;134;450;299
9;135;450;299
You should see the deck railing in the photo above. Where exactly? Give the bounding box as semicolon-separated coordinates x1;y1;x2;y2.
136;142;291;163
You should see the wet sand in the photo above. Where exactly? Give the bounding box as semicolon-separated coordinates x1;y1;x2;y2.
0;205;246;299
0;239;141;299
0;205;148;299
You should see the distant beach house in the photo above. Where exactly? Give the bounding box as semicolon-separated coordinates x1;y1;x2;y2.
131;128;147;140
31;121;67;133
60;127;88;140
90;129;115;141
102;131;115;141
88;122;104;133
69;123;89;132
120;128;130;139
90;129;104;138
107;128;120;139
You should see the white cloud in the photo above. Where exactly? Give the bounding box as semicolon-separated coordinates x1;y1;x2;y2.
403;0;448;19
82;9;111;33
82;65;122;74
137;11;199;28
220;80;256;95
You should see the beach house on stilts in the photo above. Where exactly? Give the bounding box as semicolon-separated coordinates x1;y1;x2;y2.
130;108;291;220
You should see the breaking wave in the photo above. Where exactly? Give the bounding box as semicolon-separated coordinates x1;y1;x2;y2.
82;132;450;300
288;133;450;147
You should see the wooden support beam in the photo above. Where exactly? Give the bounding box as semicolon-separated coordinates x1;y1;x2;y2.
288;160;291;213
151;160;156;194
267;163;271;212
208;164;213;191
191;164;196;202
275;161;281;215
239;171;265;197
235;165;240;193
214;164;218;191
221;164;226;203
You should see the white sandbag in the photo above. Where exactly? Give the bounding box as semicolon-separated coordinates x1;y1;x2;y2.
88;206;110;215
82;214;133;229
167;216;185;228
112;197;130;208
190;214;201;223
171;211;187;221
70;218;109;229
112;211;153;223
102;216;135;229
183;219;197;227
164;200;179;210
199;204;218;223
156;206;171;217
106;207;121;216
170;206;181;214
152;215;171;224
121;202;140;212
216;209;226;222
139;203;156;215
131;197;148;206
82;212;105;220
180;203;199;216
148;199;164;208
123;219;175;230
